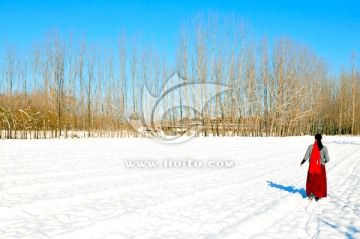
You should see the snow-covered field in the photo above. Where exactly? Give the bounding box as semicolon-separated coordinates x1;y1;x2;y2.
1;136;360;239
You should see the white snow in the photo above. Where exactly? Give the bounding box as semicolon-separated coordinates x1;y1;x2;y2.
0;136;359;238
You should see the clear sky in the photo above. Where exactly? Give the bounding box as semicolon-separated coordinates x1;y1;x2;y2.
1;0;359;70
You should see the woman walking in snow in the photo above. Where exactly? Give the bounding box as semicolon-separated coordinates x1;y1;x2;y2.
300;133;330;202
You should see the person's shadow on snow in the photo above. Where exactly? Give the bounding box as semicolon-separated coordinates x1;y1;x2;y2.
267;181;307;198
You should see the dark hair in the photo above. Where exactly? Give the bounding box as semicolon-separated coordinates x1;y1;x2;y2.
315;133;323;150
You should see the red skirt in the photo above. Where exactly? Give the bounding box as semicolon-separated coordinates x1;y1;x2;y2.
306;165;327;198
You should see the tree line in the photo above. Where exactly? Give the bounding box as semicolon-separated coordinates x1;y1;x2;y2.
0;16;359;139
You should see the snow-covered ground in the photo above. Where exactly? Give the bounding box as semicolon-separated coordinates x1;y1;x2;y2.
1;136;359;238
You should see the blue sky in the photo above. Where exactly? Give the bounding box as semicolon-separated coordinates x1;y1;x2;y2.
1;0;359;70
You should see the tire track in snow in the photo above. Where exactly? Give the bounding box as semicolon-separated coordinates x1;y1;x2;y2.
1;138;316;239
1;136;359;238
